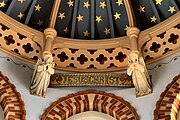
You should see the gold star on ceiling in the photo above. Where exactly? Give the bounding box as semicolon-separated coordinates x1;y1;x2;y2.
58;13;65;20
138;6;145;13
63;27;69;34
83;30;90;37
37;19;43;26
104;28;110;35
155;0;163;5
99;1;106;9
83;1;90;8
67;0;74;7
150;16;157;23
124;25;129;31
77;14;83;22
168;6;176;14
17;12;24;19
35;4;41;11
96;16;102;23
116;0;123;6
18;0;26;3
114;12;121;20
0;1;6;8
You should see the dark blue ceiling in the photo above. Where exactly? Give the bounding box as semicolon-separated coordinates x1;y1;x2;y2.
55;0;129;39
0;0;54;31
131;0;180;30
0;0;179;40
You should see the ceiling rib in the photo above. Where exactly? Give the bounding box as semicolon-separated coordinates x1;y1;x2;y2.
124;0;135;27
148;0;161;23
106;0;115;38
49;0;61;28
70;0;79;38
25;0;37;25
6;0;16;15
91;0;95;39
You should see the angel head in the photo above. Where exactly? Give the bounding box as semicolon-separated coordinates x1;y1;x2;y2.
43;51;54;63
128;51;139;62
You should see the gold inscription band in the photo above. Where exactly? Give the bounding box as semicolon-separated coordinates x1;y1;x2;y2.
49;73;134;87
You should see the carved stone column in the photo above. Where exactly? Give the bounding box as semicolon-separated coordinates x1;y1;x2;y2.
127;27;140;51
127;27;152;97
43;28;57;52
30;28;57;97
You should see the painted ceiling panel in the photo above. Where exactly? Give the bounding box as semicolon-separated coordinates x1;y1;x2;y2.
55;0;130;39
7;0;33;23
74;0;91;39
55;0;74;38
110;0;129;37
0;0;11;13
28;0;54;31
175;0;180;6
95;0;111;39
131;0;179;30
0;0;54;31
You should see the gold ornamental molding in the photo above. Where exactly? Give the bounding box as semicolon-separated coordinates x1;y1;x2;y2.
0;11;180;72
49;73;133;87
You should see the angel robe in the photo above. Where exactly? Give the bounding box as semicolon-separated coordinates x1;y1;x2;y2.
127;58;152;97
30;59;55;97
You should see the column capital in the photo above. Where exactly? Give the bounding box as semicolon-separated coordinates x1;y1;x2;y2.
127;27;140;39
44;28;57;40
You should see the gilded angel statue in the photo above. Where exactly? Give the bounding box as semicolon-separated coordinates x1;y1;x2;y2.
30;52;55;97
127;51;152;97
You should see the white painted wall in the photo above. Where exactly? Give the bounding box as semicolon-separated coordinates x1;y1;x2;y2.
0;51;180;120
0;107;4;120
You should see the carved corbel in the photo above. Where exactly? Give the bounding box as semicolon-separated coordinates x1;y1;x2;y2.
127;27;152;97
30;28;57;97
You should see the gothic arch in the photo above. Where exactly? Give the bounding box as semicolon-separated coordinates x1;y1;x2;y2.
0;71;26;120
154;74;180;120
41;90;139;120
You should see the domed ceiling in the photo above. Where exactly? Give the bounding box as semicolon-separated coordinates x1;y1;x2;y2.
0;0;179;72
0;0;179;40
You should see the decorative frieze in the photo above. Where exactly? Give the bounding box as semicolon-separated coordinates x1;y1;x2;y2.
50;73;133;87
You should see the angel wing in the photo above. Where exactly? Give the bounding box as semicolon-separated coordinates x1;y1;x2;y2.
31;58;42;84
46;63;55;74
139;56;152;86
